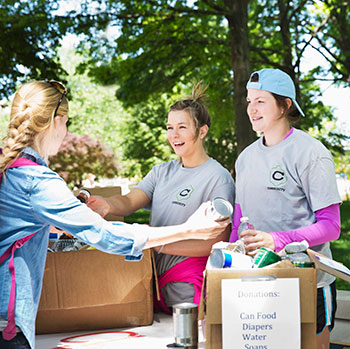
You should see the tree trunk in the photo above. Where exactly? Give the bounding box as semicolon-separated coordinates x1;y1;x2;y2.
225;0;256;159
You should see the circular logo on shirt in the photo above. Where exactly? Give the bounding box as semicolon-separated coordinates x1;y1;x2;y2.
176;185;194;201
270;165;287;186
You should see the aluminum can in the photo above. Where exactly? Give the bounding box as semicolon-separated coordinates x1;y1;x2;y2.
206;197;233;220
285;252;314;268
253;247;281;268
209;245;253;269
77;189;91;204
172;303;198;348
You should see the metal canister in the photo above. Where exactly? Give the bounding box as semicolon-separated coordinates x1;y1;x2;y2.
206;197;233;220
253;247;281;268
285;252;314;268
76;189;91;204
172;303;198;348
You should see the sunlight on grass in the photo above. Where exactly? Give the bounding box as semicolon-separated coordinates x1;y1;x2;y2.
331;201;350;290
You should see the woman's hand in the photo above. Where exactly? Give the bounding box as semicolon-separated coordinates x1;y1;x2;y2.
239;229;275;256
87;195;111;217
183;201;231;240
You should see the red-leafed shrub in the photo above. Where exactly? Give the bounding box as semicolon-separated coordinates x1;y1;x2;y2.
49;132;120;189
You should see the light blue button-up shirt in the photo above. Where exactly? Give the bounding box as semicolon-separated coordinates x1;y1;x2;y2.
0;147;149;348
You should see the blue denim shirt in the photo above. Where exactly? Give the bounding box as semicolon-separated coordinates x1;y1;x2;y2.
0;147;149;348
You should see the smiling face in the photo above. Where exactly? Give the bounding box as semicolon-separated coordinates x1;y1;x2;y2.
246;89;288;135
167;110;207;162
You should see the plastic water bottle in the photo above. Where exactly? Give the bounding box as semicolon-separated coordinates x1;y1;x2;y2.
237;217;257;253
237;217;254;239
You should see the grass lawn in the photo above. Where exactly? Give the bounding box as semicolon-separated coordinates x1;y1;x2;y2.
331;200;350;291
125;203;350;290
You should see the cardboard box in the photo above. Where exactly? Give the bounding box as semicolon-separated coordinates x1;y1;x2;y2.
200;249;350;349
36;186;155;334
200;261;317;349
36;249;154;334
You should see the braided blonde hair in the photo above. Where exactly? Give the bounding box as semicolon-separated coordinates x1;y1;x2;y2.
169;81;211;140
0;81;68;174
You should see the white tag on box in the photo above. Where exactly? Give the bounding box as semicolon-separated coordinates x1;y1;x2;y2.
222;277;301;349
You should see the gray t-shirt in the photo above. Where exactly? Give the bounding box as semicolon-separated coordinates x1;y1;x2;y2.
136;158;235;306
235;128;341;287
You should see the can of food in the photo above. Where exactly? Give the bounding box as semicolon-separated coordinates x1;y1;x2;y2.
209;247;253;269
172;303;198;348
285;240;309;254
206;197;233;220
285;252;314;268
253;247;281;268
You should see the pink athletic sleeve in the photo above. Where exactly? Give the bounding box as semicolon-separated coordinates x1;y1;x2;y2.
229;203;341;251
229;203;242;242
270;204;341;252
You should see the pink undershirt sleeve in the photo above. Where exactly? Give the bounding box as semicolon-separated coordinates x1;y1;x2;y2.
271;203;341;252
229;203;242;242
229;203;341;251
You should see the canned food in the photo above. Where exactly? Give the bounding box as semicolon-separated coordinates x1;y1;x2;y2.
253;247;281;268
285;240;309;254
206;197;233;220
285;252;313;268
209;248;253;269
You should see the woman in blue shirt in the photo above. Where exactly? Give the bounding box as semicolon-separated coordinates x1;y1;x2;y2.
0;81;229;349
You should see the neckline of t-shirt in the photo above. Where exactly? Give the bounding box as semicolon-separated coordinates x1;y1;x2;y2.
180;157;213;171
258;127;296;151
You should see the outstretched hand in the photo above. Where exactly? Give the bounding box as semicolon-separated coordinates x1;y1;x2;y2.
184;201;231;240
87;195;110;218
239;229;275;256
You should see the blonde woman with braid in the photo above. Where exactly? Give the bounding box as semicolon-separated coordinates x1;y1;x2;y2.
0;81;230;349
89;82;235;313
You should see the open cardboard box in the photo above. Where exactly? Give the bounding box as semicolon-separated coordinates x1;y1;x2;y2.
36;186;156;334
199;249;350;349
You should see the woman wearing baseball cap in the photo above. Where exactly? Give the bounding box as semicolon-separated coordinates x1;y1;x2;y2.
229;68;342;348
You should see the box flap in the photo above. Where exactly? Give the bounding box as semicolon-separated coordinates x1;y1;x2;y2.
307;249;350;283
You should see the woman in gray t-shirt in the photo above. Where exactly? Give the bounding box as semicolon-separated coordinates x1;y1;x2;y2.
230;68;341;349
89;82;235;312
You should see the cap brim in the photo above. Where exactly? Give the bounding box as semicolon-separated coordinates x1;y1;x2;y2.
293;100;305;117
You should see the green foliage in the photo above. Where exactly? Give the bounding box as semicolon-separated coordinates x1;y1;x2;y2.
330;201;350;290
0;0;70;99
124;208;150;224
49;132;120;189
119;96;176;179
58;43;127;158
69;0;348;173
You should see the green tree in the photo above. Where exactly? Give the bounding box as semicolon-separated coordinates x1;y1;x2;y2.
0;0;71;99
69;0;348;173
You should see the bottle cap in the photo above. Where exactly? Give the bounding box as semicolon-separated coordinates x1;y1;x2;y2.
240;216;249;223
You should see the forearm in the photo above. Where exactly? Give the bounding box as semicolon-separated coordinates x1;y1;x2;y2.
106;195;136;216
156;224;231;257
270;204;341;252
106;188;149;217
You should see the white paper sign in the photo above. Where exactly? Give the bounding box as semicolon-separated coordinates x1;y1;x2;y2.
222;278;300;349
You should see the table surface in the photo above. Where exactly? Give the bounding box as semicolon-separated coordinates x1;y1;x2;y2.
36;312;206;348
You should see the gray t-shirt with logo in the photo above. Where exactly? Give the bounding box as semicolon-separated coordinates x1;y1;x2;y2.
235;128;341;287
136;158;235;306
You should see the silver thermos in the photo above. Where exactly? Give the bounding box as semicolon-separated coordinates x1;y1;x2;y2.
167;302;198;348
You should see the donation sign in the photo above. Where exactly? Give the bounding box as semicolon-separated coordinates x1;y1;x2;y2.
222;278;300;349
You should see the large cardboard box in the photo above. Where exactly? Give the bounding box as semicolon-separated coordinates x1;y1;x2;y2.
200;263;317;349
36;249;154;334
36;186;154;334
200;250;350;349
